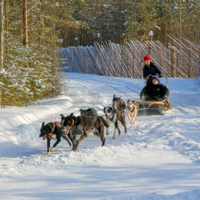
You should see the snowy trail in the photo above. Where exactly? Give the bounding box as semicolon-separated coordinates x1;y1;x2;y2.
0;73;200;200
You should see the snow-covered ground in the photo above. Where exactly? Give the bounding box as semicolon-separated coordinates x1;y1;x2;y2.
1;72;200;200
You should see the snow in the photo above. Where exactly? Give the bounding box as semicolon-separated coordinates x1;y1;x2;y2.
1;72;200;200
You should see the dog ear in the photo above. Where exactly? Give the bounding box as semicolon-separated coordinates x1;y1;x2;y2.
132;100;135;104
109;107;113;112
113;94;115;99
60;114;65;118
103;107;106;113
42;122;45;127
127;100;130;102
70;113;73;117
79;109;82;111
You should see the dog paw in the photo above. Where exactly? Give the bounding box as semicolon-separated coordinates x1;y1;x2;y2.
112;137;116;139
125;132;128;135
72;147;78;151
46;152;50;156
50;147;54;152
106;133;109;135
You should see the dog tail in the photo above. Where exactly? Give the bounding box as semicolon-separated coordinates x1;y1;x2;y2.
98;116;109;128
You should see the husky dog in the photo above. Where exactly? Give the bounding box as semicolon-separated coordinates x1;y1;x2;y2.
79;108;99;117
126;100;139;124
61;113;109;151
79;108;100;136
112;94;126;112
39;122;71;156
103;106;127;139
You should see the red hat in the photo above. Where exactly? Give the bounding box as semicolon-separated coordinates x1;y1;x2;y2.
143;55;151;62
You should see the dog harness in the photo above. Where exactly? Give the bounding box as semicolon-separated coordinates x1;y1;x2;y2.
129;106;135;113
49;122;62;140
107;109;116;122
71;119;74;127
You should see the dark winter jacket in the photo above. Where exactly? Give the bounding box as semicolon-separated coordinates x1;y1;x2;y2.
140;83;169;101
143;62;162;79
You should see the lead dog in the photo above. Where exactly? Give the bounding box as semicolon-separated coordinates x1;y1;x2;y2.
126;100;139;124
103;106;127;139
39;122;71;156
61;113;109;151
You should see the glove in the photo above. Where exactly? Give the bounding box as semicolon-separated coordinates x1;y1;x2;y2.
149;74;152;79
159;74;162;78
164;95;168;101
140;94;145;101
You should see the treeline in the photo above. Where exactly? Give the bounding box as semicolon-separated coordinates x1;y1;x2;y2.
0;0;200;107
0;0;80;107
63;0;200;47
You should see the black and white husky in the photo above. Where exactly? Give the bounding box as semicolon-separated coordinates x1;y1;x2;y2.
103;106;127;139
126;100;139;124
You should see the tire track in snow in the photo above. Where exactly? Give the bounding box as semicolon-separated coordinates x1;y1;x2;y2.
68;75;200;162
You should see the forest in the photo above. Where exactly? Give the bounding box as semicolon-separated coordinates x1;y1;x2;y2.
0;0;199;107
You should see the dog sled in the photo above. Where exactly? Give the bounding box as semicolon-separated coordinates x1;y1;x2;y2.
137;75;172;115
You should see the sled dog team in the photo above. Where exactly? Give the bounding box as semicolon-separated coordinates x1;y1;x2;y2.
39;55;168;156
39;94;139;156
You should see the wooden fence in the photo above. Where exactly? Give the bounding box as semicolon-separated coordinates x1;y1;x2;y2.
60;35;200;79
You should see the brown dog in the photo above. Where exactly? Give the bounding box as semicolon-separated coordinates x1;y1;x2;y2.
103;106;127;139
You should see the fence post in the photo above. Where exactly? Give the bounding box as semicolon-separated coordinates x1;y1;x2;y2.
168;45;171;76
60;38;63;47
122;33;125;46
171;48;176;77
97;33;101;44
75;38;78;47
188;49;191;78
199;46;200;77
132;48;135;78
160;50;162;70
149;30;153;55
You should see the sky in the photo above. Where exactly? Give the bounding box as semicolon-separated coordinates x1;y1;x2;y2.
0;72;200;200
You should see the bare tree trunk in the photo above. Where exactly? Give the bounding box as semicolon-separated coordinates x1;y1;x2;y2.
0;0;4;69
23;0;28;48
39;0;43;45
0;0;4;107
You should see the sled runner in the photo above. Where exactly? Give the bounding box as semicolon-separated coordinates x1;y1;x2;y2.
137;75;172;115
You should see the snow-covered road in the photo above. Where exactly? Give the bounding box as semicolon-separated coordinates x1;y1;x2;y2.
0;73;200;200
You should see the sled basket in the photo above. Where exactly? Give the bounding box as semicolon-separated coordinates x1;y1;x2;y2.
137;100;169;115
137;75;172;116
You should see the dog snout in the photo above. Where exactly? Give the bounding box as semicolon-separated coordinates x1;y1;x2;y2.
61;126;69;135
